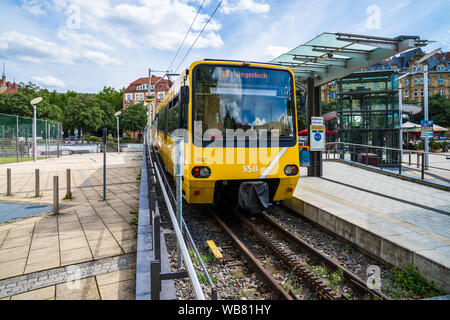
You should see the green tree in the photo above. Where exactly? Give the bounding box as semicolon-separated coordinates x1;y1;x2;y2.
63;94;105;133
120;103;148;133
407;95;450;127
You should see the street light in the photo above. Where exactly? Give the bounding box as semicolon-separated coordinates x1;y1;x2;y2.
30;97;43;161
415;48;441;169
115;111;121;153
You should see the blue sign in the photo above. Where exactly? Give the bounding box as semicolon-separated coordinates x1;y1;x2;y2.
314;133;322;141
421;120;434;138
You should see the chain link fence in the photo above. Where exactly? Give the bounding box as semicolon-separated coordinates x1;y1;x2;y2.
0;113;63;164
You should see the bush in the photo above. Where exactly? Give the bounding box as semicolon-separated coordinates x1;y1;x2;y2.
88;136;102;143
121;136;141;143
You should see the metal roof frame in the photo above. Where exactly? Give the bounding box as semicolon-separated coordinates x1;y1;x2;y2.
270;32;432;87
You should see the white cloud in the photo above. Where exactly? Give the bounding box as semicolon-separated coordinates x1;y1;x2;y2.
33;75;66;88
20;0;47;16
221;0;270;14
264;46;289;58
0;31;121;66
57;28;114;51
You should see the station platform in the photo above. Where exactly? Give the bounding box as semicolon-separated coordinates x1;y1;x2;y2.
284;161;450;293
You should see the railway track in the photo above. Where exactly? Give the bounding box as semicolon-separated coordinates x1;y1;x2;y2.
210;207;389;300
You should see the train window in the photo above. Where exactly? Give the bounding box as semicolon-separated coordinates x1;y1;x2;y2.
193;65;295;142
168;104;180;134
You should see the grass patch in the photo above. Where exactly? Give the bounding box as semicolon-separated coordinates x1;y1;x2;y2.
63;191;72;200
283;274;303;296
188;248;214;266
0;157;45;164
129;216;138;226
328;268;344;292
311;264;328;278
392;265;445;298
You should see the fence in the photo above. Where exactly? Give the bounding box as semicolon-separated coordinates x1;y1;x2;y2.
325;142;450;187
0;113;62;164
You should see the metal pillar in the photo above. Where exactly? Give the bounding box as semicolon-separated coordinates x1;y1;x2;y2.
423;64;429;169
35;169;40;197
117;116;120;154
53;175;59;214
33;105;37;161
103;128;107;201
7;168;11;196
307;77;322;177
66;169;71;198
16;115;19;163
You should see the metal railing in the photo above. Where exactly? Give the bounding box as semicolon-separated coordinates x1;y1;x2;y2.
325;142;450;185
145;129;211;300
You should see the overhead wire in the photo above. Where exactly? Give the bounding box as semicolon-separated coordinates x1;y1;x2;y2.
167;0;207;73
175;0;223;73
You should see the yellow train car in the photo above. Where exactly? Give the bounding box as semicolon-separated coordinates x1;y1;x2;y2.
151;59;300;213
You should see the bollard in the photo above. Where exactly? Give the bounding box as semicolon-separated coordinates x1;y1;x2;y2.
66;169;71;199
35;169;40;197
421;153;425;180
417;153;420;168
53;175;59;215
7;168;11;196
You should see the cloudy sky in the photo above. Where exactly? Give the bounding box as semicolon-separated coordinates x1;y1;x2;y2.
0;0;449;93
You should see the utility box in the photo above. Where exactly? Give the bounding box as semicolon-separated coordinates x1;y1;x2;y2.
299;149;310;167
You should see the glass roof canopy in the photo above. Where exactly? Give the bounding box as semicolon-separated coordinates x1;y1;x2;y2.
271;32;431;87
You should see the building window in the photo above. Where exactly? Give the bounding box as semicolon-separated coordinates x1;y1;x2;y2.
414;77;418;84
420;77;423;84
418;66;422;72
405;90;408;97
421;89;424;96
413;66;417;72
414;89;418;97
158;92;165;101
126;94;132;102
404;78;408;85
428;78;430;85
439;77;444;84
331;81;336;86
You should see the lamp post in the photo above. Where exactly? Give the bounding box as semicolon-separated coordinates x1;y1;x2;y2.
415;48;441;170
30;97;43;161
115;111;121;153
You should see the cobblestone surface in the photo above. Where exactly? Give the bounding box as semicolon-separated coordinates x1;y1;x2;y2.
0;253;134;299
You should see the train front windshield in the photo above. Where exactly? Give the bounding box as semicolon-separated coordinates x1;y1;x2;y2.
193;65;295;144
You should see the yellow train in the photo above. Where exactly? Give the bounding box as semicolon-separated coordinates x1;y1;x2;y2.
151;59;300;213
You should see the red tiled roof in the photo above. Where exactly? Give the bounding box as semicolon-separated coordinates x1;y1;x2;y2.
124;76;173;93
434;52;450;61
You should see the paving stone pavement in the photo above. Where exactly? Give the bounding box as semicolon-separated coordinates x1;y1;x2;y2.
0;254;134;298
294;161;450;291
0;152;141;300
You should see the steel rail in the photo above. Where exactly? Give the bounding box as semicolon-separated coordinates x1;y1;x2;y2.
209;210;295;300
237;214;342;300
261;211;390;300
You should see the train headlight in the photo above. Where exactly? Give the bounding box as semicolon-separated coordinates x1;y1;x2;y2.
192;166;211;178
284;165;299;176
